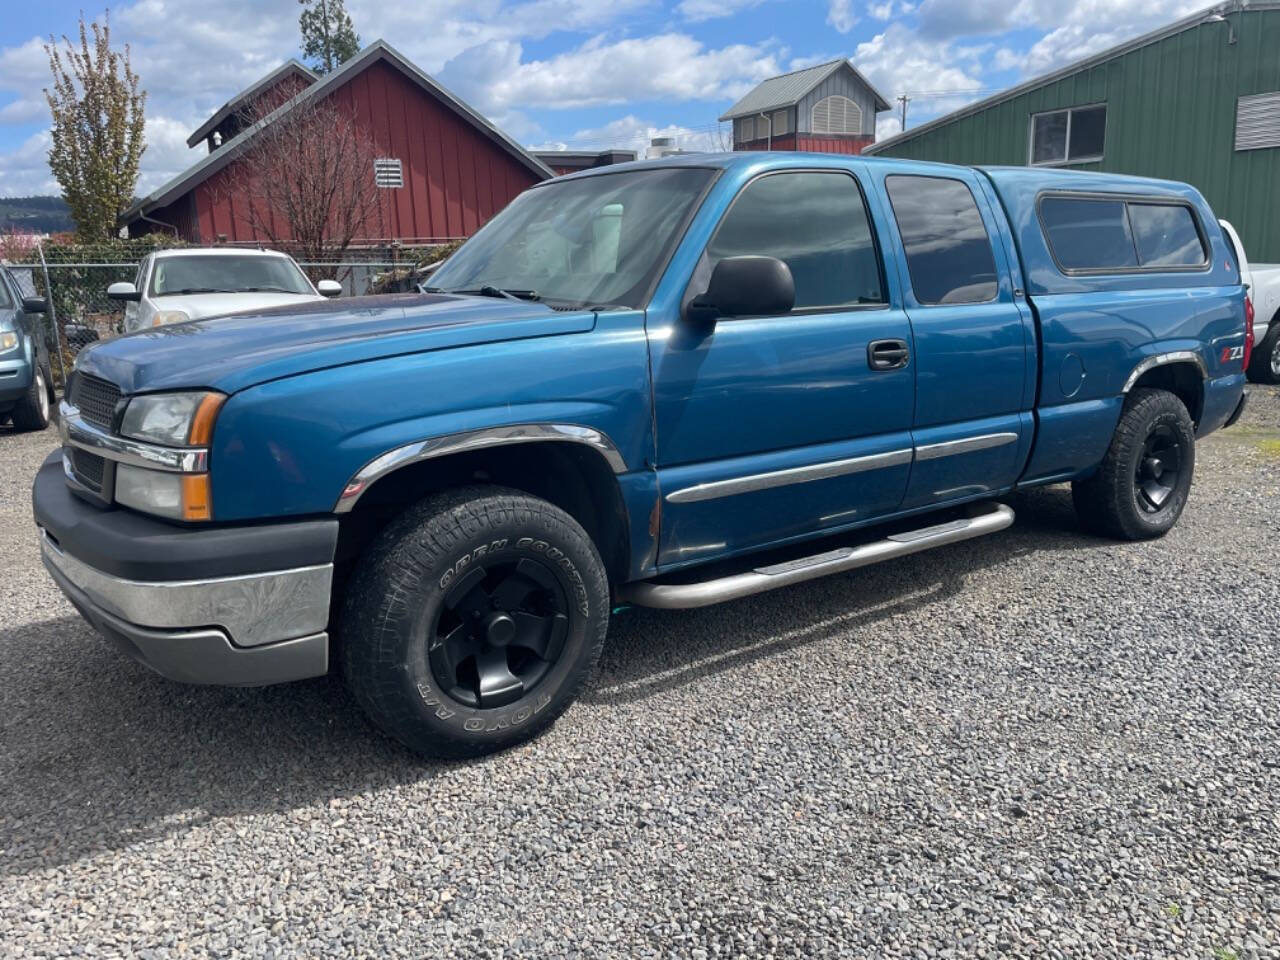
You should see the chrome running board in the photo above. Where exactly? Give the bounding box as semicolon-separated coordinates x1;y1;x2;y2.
618;501;1015;609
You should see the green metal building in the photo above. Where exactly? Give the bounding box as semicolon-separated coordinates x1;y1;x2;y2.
866;2;1280;260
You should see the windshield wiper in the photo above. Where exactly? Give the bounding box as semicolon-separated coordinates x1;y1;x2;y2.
158;287;229;296
241;287;301;294
446;285;540;302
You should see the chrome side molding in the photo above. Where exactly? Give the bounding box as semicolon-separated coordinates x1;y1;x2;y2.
1122;351;1207;393
664;433;1018;504
334;422;628;513
914;431;1018;462
665;448;913;504
617;501;1015;609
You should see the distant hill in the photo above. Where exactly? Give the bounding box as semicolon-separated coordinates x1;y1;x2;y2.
0;196;73;234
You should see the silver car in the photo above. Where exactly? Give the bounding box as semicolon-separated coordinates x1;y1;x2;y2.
107;247;341;332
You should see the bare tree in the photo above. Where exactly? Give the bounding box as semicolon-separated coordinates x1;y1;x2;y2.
217;96;386;270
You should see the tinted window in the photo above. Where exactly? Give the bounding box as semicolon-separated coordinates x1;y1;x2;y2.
707;171;883;309
1069;106;1107;160
885;175;998;305
0;271;12;308
1040;197;1138;271
1129;203;1205;267
1032;112;1068;164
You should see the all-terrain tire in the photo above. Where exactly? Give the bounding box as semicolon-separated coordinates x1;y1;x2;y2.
342;485;609;759
11;360;52;432
1247;322;1280;385
1072;388;1196;541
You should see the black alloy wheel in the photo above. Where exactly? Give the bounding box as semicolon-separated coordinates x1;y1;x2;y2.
430;557;570;709
1133;423;1185;515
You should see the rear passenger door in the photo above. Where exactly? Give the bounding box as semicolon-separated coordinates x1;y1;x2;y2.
874;169;1035;510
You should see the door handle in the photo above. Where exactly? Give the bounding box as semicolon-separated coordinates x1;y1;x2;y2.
868;339;910;371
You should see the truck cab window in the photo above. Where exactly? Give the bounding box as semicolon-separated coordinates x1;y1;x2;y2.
706;171;884;309
885;175;998;304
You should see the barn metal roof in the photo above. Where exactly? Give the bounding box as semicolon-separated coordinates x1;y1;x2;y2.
124;41;554;225
719;59;891;121
185;59;318;149
865;0;1280;155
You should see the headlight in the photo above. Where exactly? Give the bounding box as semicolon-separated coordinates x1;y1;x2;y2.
115;391;223;521
120;392;224;447
0;332;17;353
153;310;190;327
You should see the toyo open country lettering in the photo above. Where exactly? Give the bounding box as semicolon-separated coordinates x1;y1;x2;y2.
33;154;1249;758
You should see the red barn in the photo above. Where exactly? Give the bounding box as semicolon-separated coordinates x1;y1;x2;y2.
719;59;890;156
123;42;553;244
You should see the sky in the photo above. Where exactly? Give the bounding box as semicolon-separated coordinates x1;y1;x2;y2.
0;0;1206;197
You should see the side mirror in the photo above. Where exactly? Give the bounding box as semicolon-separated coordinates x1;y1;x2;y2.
21;296;47;313
688;256;795;322
107;281;140;302
316;279;342;298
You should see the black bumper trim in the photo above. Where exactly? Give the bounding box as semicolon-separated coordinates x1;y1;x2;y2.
32;451;338;582
1223;389;1249;429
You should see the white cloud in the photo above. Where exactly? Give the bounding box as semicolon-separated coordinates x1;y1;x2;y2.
875;113;902;140
676;0;768;22
853;24;984;106
0;131;54;195
440;33;783;112
531;114;732;154
827;0;858;33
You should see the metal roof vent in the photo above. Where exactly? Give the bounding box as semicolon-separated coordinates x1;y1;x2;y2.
374;157;404;188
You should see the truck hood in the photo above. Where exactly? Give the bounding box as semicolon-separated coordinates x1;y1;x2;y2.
149;291;324;321
77;293;598;395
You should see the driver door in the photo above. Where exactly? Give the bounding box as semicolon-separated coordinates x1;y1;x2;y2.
649;168;915;569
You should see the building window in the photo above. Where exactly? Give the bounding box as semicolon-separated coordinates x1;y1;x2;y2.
811;95;862;135
1029;104;1106;165
1235;92;1280;151
885;175;998;305
374;157;403;188
734;118;750;143
771;109;790;136
707;172;884;309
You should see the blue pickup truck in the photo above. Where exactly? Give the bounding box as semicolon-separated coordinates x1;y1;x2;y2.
33;154;1248;758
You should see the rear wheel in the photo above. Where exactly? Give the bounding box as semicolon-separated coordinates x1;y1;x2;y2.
11;361;52;432
342;486;609;759
1247;322;1280;384
1072;387;1195;540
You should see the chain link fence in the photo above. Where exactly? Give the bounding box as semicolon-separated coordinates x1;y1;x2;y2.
3;238;460;393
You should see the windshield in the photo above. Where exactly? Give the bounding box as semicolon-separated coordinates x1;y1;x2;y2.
429;167;715;309
150;255;315;297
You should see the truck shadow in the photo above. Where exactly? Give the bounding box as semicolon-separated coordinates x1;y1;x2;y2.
587;484;1095;705
0;485;1104;876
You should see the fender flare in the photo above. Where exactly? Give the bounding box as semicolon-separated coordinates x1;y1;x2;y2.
332;422;628;513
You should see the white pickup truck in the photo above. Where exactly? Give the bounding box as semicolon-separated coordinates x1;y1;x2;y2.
1221;220;1280;384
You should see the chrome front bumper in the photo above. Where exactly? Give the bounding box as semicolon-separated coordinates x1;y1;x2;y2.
40;528;332;687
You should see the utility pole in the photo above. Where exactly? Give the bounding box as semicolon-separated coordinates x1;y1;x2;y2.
897;94;910;131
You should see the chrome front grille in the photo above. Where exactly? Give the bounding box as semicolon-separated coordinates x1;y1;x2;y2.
70;374;120;430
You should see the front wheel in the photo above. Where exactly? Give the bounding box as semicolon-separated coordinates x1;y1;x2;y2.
342;486;609;759
1072;387;1196;541
1247;322;1280;385
10;361;52;432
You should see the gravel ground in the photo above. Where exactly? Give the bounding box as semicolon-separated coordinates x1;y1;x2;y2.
2;389;1278;959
